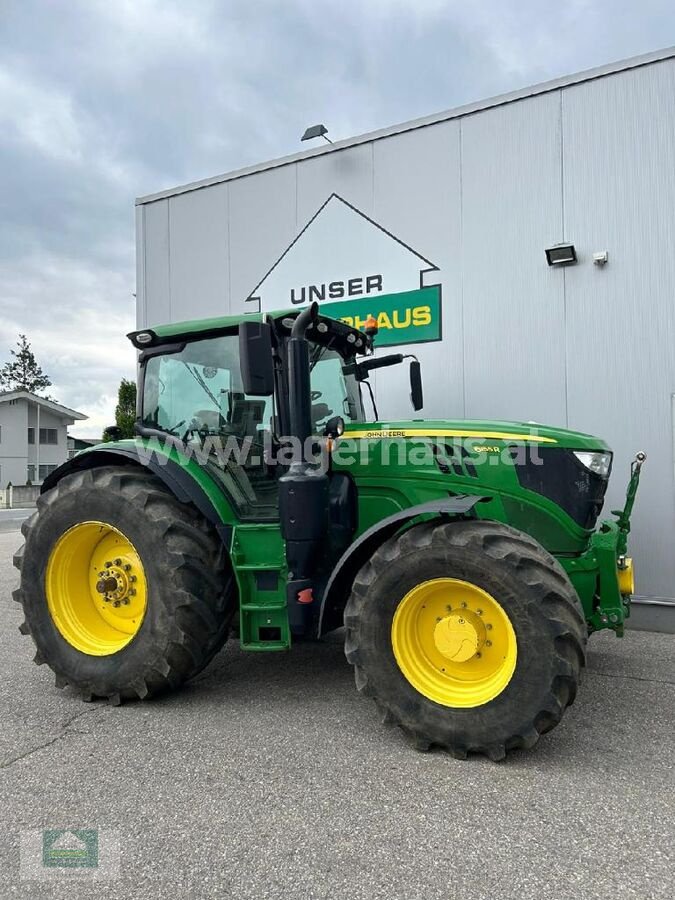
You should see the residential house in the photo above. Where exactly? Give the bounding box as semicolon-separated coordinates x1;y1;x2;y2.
0;390;87;487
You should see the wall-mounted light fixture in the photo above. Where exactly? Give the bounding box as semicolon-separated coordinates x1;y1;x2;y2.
545;243;577;266
301;124;332;144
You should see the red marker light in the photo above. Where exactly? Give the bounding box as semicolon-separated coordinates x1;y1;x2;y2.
297;588;314;605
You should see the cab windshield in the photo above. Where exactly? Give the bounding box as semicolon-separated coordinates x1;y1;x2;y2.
141;333;273;442
141;332;365;440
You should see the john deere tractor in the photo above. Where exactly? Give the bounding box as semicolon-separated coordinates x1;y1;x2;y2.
14;302;644;759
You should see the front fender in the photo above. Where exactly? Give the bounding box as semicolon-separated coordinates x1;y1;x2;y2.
317;496;484;636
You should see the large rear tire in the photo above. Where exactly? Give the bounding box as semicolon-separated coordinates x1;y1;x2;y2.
344;519;586;760
13;466;236;703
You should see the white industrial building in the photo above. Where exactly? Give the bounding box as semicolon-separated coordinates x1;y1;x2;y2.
135;47;675;627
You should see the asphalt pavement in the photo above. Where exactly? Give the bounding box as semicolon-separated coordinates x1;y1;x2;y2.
0;508;32;534
0;526;673;899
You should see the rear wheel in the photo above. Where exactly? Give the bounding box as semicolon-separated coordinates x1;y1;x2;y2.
14;466;236;703
344;519;586;759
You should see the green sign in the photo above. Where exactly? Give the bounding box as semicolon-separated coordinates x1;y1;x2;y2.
42;829;99;868
321;285;441;347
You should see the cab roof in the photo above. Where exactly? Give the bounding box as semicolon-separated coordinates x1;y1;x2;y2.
128;308;373;356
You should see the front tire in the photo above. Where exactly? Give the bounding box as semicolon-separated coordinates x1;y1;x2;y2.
344;520;586;759
13;466;236;703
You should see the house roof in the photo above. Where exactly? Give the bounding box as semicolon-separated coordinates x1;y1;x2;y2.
136;45;675;206
0;390;87;421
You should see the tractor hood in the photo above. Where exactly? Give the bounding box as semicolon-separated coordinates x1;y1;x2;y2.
342;419;610;452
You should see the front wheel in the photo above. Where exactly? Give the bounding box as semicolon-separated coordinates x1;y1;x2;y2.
344;520;586;759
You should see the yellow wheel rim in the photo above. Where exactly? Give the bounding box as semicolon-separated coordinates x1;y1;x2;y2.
391;578;517;708
45;521;148;656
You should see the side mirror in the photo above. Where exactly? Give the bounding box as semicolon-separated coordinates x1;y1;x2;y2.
410;360;423;411
239;321;275;396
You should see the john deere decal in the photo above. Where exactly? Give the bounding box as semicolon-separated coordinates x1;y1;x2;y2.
246;194;442;347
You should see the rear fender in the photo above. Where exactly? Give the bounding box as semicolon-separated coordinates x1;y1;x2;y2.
41;446;234;546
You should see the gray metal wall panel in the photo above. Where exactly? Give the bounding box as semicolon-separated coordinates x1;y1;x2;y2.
228;165;298;314
296;143;374;224
168;184;229;321
142;199;171;327
562;59;675;599
135;205;146;328
373;122;463;419
461;93;567;426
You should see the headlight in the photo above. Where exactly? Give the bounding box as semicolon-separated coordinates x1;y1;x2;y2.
573;450;612;478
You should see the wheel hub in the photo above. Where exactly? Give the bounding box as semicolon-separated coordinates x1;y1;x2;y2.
433;613;483;662
94;558;138;606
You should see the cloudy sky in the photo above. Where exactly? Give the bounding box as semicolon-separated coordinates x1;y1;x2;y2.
1;0;672;436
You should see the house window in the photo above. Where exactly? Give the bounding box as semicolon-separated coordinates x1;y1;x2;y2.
38;464;57;480
28;427;35;444
39;428;58;445
27;465;36;483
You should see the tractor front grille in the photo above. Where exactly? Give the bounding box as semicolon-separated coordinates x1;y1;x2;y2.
512;447;611;530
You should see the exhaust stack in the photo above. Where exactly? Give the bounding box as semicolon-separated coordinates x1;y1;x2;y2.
279;302;329;635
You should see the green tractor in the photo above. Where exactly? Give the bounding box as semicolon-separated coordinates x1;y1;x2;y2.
14;302;644;759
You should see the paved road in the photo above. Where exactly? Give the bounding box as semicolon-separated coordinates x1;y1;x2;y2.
0;508;31;534
0;527;673;899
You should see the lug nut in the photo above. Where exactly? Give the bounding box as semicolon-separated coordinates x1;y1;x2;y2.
485;640;492;647
113;600;121;608
486;624;493;631
124;564;131;571
129;575;137;583
461;602;467;608
114;558;122;566
105;561;112;568
476;609;483;616
129;589;136;597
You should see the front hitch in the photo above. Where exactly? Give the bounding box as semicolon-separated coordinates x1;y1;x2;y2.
613;451;646;558
588;451;646;634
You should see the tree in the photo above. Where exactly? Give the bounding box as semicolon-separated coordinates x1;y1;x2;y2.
0;334;52;395
103;378;136;441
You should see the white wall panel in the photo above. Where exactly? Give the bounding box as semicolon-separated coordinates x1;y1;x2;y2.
461;92;566;426
168;184;229;320
228;165;298;314
296;143;373;225
373;121;463;419
135;205;145;327
142;200;170;327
